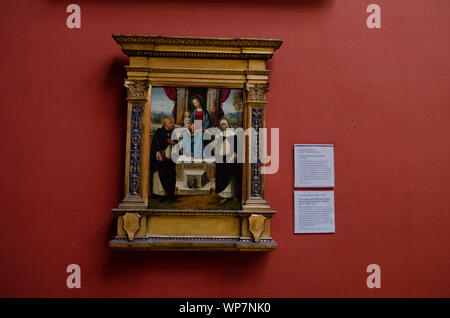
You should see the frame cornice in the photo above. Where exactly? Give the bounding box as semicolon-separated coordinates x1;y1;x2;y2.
113;34;283;49
113;34;282;60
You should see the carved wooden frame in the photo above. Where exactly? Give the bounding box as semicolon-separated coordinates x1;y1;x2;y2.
109;35;282;251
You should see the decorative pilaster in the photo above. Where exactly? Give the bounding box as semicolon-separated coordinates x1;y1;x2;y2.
119;79;150;209
242;83;271;211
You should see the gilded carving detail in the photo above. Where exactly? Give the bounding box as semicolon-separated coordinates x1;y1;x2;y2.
129;105;142;195
248;214;266;243
113;34;282;49
124;80;149;100
122;213;141;241
123;50;272;60
251;109;262;197
246;83;269;103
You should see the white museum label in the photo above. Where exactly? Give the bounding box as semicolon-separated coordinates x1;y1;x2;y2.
294;144;335;188
294;190;335;233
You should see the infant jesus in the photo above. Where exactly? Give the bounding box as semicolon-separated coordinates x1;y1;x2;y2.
180;112;194;157
182;113;193;133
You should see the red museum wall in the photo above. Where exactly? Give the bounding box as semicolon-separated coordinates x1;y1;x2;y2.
0;0;449;297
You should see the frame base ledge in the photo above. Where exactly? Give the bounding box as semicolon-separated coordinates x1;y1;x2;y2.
109;238;277;252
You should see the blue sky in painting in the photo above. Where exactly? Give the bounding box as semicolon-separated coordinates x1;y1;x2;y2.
222;89;241;115
150;87;173;113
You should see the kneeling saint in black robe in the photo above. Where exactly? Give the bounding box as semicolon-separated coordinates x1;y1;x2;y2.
150;119;176;199
215;119;242;203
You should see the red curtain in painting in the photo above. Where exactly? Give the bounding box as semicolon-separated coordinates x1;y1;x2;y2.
218;88;230;121
163;87;177;119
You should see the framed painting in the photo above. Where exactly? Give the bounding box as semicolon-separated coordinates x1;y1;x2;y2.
149;87;244;210
109;35;282;251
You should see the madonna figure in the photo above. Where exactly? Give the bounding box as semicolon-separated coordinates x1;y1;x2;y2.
189;96;211;159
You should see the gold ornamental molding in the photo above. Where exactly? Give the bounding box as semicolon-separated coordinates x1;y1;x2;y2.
111;208;277;218
113;34;283;60
125;66;270;76
122;51;271;60
113;34;283;49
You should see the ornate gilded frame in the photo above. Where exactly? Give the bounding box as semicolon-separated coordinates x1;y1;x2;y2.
109;35;282;251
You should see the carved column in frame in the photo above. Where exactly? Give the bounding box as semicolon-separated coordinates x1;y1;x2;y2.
242;82;271;212
119;79;151;209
